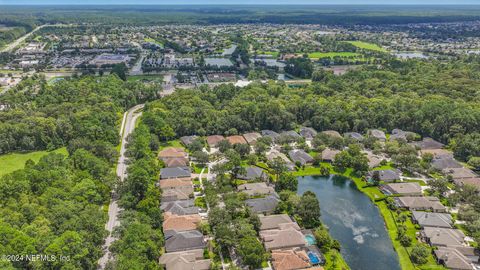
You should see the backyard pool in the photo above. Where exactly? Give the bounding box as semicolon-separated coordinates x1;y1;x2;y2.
305;234;316;245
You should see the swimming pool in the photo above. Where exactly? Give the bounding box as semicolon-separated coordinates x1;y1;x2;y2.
308;252;320;264
305;234;316;245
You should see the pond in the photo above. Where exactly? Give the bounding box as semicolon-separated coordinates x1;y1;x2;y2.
297;175;400;270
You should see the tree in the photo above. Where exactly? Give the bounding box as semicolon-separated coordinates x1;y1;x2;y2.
428;178;449;198
314;226;333;252
111;63;128;81
268;157;287;180
276;173;298;192
237;237;265;270
468;156;480;170
218;139;232;153
296;191;321;228
410;244;429;265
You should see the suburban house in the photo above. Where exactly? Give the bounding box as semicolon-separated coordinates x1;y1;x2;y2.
288;149;314;166
262;130;280;140
281;130;302;140
161;186;194;202
321;130;342;139
159;177;192;189
321;148;340;162
206;135;225;148
411;211;452;228
370;169;401;183
443;168;478;180
299;127;317;140
434;247;475;270
180;135;199;146
344;132;364;141
259;214;295;231
245;195;280;214
243;132;262;145
226;135;248;145
160;167;191;179
368;129;387;141
238;166;268;181
164;157;189;168
267;149;295;170
271;248;311;270
453;177;480;191
164;230;206;252
159;147;188;160
161;200;200;216
362;150;384;168
421;227;467;248
238;182;275;196
432;158;463;171
159;249;211;270
162;212;202;232
413;137;445;150
390;129;415;142
420;149;453;159
260;226;306;250
381;182;422;196
395;196;446;212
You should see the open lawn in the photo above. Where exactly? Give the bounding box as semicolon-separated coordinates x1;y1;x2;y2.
257;51;280;58
127;74;164;82
144;37;164;47
346;41;387;52
323;249;350;270
159;139;183;150
307;52;362;59
0;147;68;177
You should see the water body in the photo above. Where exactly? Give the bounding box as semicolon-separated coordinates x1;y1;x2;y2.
297;175;400;270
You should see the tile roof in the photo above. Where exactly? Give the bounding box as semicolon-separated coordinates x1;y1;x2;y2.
238;182;275;196
159;147;188;159
434;247;474;270
260;227;306;250
226;135;247;145
243;132;262;145
206;135;224;147
412;211;452;228
259;214;296;231
271;248;311;270
395;196;446;212
163;212;202;232
160;178;192;189
382;182;422;196
159;249;211;270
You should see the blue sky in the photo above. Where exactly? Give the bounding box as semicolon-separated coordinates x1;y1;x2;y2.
2;0;480;4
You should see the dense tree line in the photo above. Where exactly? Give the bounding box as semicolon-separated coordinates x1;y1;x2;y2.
0;75;159;154
143;57;480;162
0;75;157;269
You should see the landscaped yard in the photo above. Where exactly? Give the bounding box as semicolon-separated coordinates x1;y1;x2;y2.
346;41;387;52
307;52;362;59
127;74;164;82
0;147;68;177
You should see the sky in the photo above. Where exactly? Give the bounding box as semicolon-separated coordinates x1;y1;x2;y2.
2;0;480;5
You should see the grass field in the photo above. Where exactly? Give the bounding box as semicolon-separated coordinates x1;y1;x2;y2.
0;147;68;177
346;41;387;52
127;74;164;82
144;37;164;48
257;51;280;58
307;52;362;59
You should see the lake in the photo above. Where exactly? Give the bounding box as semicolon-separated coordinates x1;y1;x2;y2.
297;175;400;270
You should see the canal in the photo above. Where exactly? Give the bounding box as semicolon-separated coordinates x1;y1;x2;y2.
297;175;400;270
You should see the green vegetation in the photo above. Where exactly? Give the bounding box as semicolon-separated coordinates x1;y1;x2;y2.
307;52;361;59
0;147;67;177
346;41;387;52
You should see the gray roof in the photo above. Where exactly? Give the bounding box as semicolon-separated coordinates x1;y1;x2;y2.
180;135;199;146
412;211;452;228
368;129;387;141
288;149;314;165
432;158;463;171
390;129;413;141
259;214;294;231
371;169;401;182
395;196;446;212
281;130;301;139
161;200;200;215
435;247;475;270
161;167;191;179
414;137;445;150
261;130;280;139
422;227;466;247
299;127;317;139
165;230;206;253
238;166;268;180
382;182;422;196
344;132;364;141
245;195;280;213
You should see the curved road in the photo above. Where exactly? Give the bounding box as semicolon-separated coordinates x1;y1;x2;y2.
97;104;144;269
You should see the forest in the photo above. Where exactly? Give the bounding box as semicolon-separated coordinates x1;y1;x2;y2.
0;75;159;269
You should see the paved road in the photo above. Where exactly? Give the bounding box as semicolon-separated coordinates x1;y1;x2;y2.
1;24;73;53
97;104;144;269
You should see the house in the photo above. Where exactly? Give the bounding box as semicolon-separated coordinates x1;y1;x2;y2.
159;147;188;160
164;157;189;168
288;149;314;166
238;166;268;181
321;148;340;162
421;227;467;248
453;178;480;191
159;249;211;270
321;130;342;139
299;127;317;140
395;196;446;212
165;230;206;252
163;212;202;232
243;132;262;145
237;182;275;196
434;247;475;270
262;130;280;140
362;150;384;168
419;149;453;159
226;135;248;145
161;186;194;202
390;129;415;142
159;178;192;189
245;195;280;214
267;149;295;171
381;182;422;196
161;167;191;179
259;214;298;231
180;135;199;146
206;135;224;148
413;137;445;150
281;130;302;140
260;227;306;250
370;169;401;183
344;132;364;141
368;129;387;141
161;200;200;215
271;248;311;270
411;211;452;228
432;158;463;171
442;168;478;180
